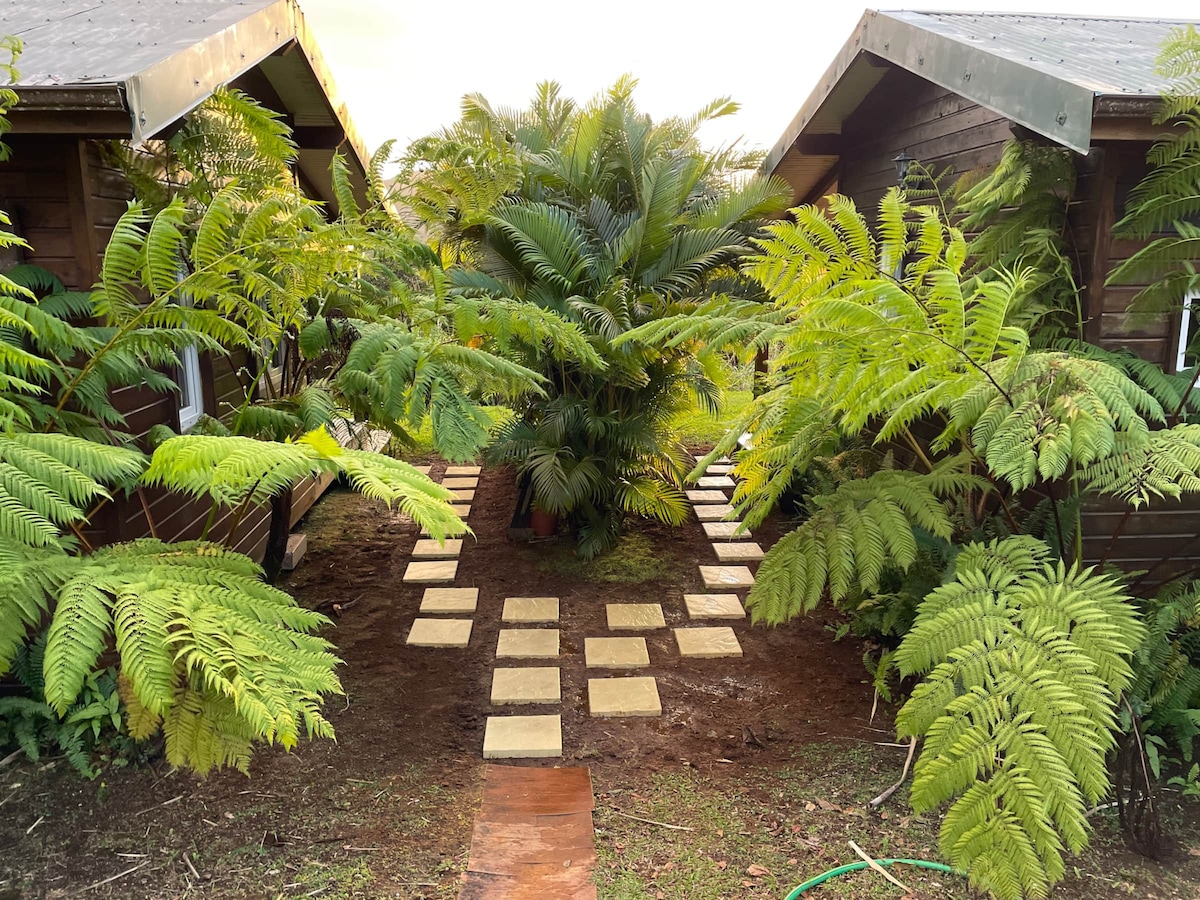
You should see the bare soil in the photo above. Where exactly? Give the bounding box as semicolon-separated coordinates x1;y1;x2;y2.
1;463;1198;899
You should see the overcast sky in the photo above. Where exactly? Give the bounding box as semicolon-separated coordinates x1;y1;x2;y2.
296;1;1200;159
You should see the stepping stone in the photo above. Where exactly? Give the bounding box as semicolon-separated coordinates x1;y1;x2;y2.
687;490;729;503
403;560;458;583
697;475;736;489
699;565;754;589
491;667;561;705
705;464;732;475
713;542;765;563
589;677;661;717
703;521;751;540
502;597;560;623
412;538;463;559
716;456;733;464
413;465;433;475
417;525;463;540
584;637;649;669
483;714;562;759
450;504;472;517
420;587;479;614
684;593;746;619
497;629;560;659
445;465;482;476
606;603;666;630
695;504;736;521
407;618;472;647
675;626;743;659
450;489;476;502
443;477;479;489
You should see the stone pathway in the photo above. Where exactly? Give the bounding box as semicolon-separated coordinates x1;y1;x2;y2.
400;453;766;763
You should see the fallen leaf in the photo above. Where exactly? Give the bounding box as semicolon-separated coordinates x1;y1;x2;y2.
816;799;838;811
716;861;728;871
747;864;771;877
804;802;816;812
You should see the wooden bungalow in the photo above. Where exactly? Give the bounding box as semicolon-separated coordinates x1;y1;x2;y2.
0;0;371;559
763;10;1200;578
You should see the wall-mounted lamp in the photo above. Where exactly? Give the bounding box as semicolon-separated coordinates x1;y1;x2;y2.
893;150;916;185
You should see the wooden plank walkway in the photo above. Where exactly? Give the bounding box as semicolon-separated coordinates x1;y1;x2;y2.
459;765;597;899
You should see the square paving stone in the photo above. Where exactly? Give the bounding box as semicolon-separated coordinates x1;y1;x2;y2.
450;504;472;517
684;593;746;619
412;538;463;559
413;465;432;475
675;626;743;658
589;677;661;717
443;477;479;489
687;489;729;503
491;667;561;705
403;560;459;583
420;587;479;614
407;618;472;647
420;522;468;537
496;629;560;659
705;464;732;475
697;475;736;489
695;503;736;521
713;541;765;563
483;714;562;759
450;489;476;502
699;565;755;589
584;637;650;668
606;603;666;630
703;521;751;540
716;456;733;464
502;597;560;623
445;465;482;476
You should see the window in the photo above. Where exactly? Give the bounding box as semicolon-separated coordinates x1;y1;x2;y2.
176;343;204;431
1176;291;1200;373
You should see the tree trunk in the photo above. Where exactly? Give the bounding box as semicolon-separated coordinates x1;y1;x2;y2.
261;486;294;583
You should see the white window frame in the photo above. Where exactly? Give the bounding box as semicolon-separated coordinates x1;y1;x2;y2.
1176;290;1200;373
176;343;204;432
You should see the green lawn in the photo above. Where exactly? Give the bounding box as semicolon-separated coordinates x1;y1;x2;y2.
674;389;753;450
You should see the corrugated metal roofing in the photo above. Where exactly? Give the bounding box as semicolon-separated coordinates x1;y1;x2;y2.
890;10;1194;97
1;0;277;86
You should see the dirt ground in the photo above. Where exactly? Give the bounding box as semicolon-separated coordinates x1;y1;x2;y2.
2;463;1199;899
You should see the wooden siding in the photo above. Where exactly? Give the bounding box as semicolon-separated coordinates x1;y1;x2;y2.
836;68;1012;220
0;136;331;561
829;69;1200;587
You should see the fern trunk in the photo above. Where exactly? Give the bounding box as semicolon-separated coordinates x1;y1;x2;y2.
261;486;294;583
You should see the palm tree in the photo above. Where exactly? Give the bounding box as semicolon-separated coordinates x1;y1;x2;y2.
399;78;790;555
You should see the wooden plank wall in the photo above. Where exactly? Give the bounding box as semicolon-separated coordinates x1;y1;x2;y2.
833;69;1200;586
0;135;332;561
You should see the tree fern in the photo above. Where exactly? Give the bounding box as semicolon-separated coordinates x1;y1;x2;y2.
895;537;1143;900
745;460;984;624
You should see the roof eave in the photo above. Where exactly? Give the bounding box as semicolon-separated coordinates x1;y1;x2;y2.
764;8;1100;179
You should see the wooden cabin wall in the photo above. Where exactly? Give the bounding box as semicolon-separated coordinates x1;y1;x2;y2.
837;68;1012;222
828;71;1200;585
0;134;330;561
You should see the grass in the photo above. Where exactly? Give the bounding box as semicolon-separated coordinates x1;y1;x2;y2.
536;529;680;583
674;389;754;449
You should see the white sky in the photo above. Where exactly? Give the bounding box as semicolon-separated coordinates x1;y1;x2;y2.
296;1;1200;159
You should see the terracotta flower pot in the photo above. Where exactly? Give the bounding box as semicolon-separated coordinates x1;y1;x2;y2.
530;508;558;537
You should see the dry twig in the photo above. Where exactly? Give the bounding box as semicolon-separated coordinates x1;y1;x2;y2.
869;737;917;809
611;811;694;831
848;840;911;894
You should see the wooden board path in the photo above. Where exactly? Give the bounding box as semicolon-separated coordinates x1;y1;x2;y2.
459;765;597;899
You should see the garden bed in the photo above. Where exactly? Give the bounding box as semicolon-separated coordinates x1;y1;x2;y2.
2;464;1199;898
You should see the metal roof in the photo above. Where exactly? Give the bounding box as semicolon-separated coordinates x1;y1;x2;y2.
764;9;1200;200
1;0;368;173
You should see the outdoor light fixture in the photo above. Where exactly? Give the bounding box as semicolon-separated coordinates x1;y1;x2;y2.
893;150;915;185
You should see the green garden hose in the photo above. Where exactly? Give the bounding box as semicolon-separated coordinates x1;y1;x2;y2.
783;858;963;897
